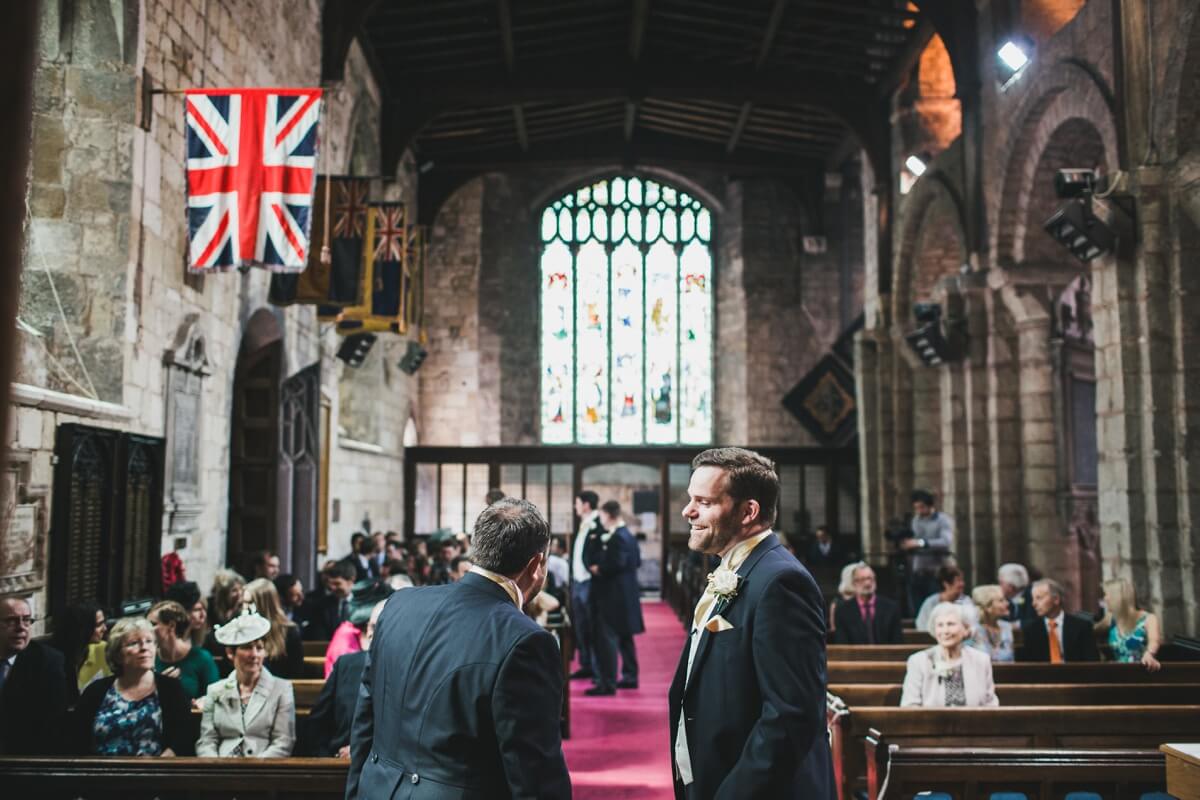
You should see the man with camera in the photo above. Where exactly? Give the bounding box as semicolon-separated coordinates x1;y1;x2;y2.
901;490;955;620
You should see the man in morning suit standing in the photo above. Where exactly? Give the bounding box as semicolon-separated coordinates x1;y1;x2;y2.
583;499;645;695
569;490;604;682
346;498;570;799
670;448;834;800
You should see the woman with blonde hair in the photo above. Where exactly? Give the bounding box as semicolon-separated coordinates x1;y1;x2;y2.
1096;577;1161;671
242;578;304;679
208;569;245;628
970;584;1015;662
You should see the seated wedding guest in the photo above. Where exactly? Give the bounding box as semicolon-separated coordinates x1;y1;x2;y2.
197;609;296;757
208;569;246;629
72;617;193;756
306;599;387;757
450;555;474;582
49;601;109;700
915;565;978;633
324;581;394;678
149;600;219;703
165;580;208;648
1018;578;1099;663
970;584;1015;662
0;596;68;754
298;560;355;641
828;562;858;635
273;574;305;625
1096;577;1161;671
901;602;998;708
243;578;304;679
998;562;1036;624
248;550;281;581
832;562;904;644
805;525;845;568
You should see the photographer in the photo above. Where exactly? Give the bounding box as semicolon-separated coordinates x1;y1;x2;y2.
902;490;955;618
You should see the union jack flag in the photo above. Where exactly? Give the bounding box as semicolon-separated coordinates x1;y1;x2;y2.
373;205;406;263
185;88;322;272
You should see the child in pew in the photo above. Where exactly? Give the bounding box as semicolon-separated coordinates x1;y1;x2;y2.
900;602;998;708
1095;577;1162;672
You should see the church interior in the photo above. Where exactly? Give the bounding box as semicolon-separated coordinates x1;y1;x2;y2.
2;0;1200;797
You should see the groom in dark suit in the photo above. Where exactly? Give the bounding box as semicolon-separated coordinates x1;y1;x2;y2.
346;498;571;799
669;448;835;800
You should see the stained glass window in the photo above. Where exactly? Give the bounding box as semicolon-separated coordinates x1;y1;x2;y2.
540;176;713;445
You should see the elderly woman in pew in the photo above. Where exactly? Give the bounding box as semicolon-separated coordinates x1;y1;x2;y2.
71;617;195;756
197;608;296;757
1095;577;1162;671
900;602;998;708
970;584;1015;663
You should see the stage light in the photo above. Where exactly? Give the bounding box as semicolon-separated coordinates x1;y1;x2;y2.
996;37;1033;88
1044;199;1115;263
1054;168;1098;198
336;333;376;367
398;340;428;375
904;155;928;177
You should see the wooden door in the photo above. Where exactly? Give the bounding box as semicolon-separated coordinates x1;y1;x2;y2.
280;363;320;586
227;336;282;567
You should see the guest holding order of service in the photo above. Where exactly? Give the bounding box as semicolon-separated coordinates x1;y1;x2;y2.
900;602;998;708
197;607;296;757
71;617;194;756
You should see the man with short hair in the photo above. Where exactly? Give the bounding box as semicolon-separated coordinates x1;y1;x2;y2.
348;498;570;799
1017;578;1099;663
251;550;281;580
670;447;834;799
299;560;356;641
569;490;604;681
914;565;978;632
832;563;905;645
0;597;67;754
584;500;645;695
998;562;1036;624
340;533;374;583
903;490;955;616
449;555;474;582
546;536;570;594
804;525;844;568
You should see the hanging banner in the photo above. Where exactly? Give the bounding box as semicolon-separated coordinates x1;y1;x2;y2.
184;88;322;272
269;176;370;307
335;203;408;334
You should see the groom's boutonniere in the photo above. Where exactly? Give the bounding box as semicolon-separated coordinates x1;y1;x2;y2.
707;566;742;613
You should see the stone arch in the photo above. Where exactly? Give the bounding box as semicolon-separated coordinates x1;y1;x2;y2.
1021;118;1109;266
893;172;967;327
994;61;1119;266
1155;0;1200;160
347;99;381;175
527;166;726;220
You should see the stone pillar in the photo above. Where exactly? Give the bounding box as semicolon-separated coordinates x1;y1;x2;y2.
985;290;1025;568
854;328;885;560
962;280;995;586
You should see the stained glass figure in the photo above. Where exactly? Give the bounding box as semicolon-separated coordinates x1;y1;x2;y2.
540;177;713;444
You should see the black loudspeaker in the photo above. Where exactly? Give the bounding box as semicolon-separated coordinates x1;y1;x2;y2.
398;340;428;375
336;333;376;367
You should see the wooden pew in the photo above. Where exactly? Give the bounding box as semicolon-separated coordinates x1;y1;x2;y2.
301;640;327;658
302;656;325;678
828;644;926;661
0;756;348;798
292;679;324;709
828;682;1198;707
902;629;933;645
862;743;1165;800
829;705;1200;800
828;660;1200;684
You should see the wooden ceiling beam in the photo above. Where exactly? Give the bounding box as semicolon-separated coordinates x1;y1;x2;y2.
512;106;529;151
730;0;788;155
630;0;650;61
726;103;752;154
624;100;639;143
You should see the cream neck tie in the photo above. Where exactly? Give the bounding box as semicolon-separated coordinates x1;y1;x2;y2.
691;530;772;630
469;565;524;609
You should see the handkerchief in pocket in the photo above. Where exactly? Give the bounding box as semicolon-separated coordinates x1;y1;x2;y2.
705;614;734;633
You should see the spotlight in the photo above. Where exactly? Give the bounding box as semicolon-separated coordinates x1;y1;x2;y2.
336;332;376;367
1044;199;1115;263
904;154;928;177
996;36;1033;89
397;340;428;375
1053;168;1098;199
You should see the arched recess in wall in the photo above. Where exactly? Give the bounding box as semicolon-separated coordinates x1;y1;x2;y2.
227;308;284;568
995;63;1116;610
1019;0;1087;42
913;34;962;152
893;175;966;507
338;101;387;445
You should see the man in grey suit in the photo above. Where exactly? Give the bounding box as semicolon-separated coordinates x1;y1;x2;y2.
346;498;571;799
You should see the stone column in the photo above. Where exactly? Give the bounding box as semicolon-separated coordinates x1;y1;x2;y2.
962;279;995;587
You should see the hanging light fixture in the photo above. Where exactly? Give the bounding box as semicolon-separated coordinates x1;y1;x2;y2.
996;36;1034;89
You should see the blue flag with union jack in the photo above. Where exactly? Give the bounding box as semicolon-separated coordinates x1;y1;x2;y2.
185;88;322;272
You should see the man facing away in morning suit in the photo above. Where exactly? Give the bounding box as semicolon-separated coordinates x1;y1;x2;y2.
670;447;835;800
346;498;571;799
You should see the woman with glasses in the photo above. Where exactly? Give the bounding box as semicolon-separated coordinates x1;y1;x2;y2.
196;608;296;757
70;617;193;756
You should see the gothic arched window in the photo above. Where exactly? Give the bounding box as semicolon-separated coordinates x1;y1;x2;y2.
540;176;713;445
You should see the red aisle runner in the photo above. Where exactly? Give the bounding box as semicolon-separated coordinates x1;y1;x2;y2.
564;600;685;799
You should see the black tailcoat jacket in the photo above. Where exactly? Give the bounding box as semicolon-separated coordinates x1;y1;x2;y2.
668;533;835;800
584;526;646;637
346;573;571;800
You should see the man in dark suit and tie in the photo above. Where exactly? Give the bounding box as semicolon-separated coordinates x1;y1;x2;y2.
1017;578;1099;662
584;500;645;695
346;498;570;799
670;448;834;800
832;562;904;645
298;560;355;641
0;597;68;755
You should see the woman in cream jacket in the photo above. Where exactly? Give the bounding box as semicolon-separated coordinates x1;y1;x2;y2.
900;601;998;708
197;608;295;757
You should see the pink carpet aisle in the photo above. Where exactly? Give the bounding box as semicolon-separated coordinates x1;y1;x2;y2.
564;600;685;799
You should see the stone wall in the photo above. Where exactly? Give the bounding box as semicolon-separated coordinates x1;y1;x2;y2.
418;168;865;448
